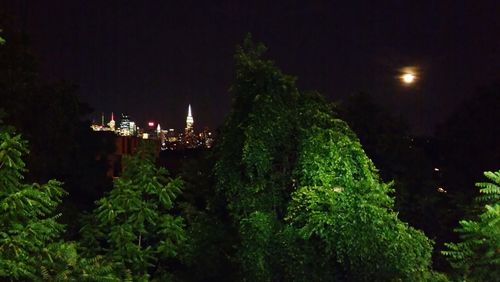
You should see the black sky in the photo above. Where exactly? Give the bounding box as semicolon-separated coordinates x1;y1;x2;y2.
4;1;500;134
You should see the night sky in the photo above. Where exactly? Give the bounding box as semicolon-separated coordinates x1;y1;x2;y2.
4;1;500;134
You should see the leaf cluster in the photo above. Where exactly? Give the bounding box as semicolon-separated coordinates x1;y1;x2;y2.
0;129;65;279
81;141;187;280
443;170;500;281
0;128;118;281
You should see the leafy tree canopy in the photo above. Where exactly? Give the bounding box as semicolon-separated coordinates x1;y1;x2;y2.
443;170;500;281
214;35;442;281
81;141;187;281
0;124;66;279
0;124;117;281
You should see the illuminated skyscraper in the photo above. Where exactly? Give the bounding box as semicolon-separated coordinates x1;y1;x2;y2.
184;104;197;148
108;112;116;131
186;104;194;131
119;113;136;136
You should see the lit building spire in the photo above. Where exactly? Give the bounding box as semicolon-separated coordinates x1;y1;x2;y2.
186;104;194;129
108;112;116;131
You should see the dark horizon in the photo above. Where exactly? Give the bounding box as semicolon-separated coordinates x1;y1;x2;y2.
4;1;500;134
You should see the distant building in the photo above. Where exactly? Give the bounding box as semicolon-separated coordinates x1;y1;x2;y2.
108;112;116;131
186;104;194;131
91;105;214;150
91;112;116;132
118;113;137;136
184;104;197;148
160;129;179;150
199;127;214;148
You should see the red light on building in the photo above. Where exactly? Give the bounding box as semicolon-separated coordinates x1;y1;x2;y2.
148;121;155;127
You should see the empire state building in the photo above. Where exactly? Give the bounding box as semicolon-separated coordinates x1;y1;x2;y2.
186;104;194;131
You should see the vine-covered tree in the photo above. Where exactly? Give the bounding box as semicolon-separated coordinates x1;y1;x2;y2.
443;170;500;281
81;142;187;281
215;36;300;281
214;36;443;281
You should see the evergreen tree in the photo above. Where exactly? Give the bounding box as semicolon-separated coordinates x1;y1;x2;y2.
81;142;187;281
443;170;500;281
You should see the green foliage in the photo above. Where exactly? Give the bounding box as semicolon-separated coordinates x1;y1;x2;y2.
286;93;442;280
39;242;119;282
0;128;66;279
443;170;500;281
476;170;500;203
214;36;441;281
0;127;118;281
238;211;279;281
0;35;5;45
175;151;239;281
81;141;187;280
287;182;441;281
216;34;299;217
295;92;380;191
215;34;300;281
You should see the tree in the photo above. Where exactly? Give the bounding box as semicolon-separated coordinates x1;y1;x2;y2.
81;141;187;281
175;150;239;281
0;121;66;279
0;19;114;222
214;35;300;281
214;36;442;281
0;122;117;281
339;92;452;270
284;92;445;281
443;170;500;281
0;23;117;282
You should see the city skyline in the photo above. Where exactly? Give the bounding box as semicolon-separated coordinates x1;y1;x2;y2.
92;103;204;133
5;1;499;134
91;104;214;149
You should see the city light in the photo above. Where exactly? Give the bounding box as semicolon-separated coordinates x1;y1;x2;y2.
90;106;214;150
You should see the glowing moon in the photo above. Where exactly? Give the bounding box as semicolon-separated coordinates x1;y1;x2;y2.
399;66;418;85
402;73;415;84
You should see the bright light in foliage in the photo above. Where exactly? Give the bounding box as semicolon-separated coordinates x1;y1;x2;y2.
148;121;154;127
